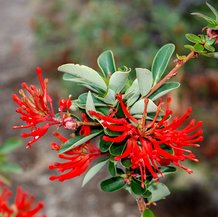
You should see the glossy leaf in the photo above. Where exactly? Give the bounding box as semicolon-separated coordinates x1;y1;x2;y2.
97;50;116;78
151;43;175;84
121;158;131;168
59;130;102;154
58;64;107;91
149;82;180;101
131;179;146;195
148;182;170;202
130;99;157;115
184;45;195;51
82;159;108;187
99;138;112;152
142;208;155;217
109;143;126;156
100;176;126;192
109;70;130;93
108;160;116;176
0;138;22;154
185;33;201;43
136;68;153;97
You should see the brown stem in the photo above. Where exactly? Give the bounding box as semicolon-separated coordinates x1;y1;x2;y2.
146;51;195;98
78;121;101;126
136;196;146;214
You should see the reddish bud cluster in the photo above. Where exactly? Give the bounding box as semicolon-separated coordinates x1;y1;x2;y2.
206;28;218;44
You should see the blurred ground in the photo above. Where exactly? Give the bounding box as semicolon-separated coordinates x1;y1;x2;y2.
0;1;217;217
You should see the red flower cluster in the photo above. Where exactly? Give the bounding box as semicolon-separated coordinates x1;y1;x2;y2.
49;114;101;182
12;67;74;148
0;184;46;217
90;94;203;187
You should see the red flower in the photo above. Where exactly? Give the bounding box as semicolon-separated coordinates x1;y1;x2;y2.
12;67;75;148
90;94;203;187
0;184;46;217
206;28;218;44
49;114;101;182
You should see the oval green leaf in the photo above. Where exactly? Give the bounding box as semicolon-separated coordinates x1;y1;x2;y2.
185;33;201;43
151;43;175;84
86;91;96;119
97;50;116;78
100;176;126;192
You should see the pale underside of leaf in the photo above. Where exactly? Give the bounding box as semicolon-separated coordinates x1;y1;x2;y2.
136;68;153;97
58;64;107;91
82;159;108;187
130;99;157;115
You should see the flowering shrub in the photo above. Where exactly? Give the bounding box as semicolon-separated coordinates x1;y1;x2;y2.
12;3;218;216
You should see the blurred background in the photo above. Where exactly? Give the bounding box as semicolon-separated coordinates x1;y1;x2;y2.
0;0;217;216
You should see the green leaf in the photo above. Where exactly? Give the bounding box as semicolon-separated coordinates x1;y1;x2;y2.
130;99;157;115
98;88;116;105
97;50;116;78
204;44;215;52
149;82;180;101
0;138;22;154
206;2;218;18
86;91;96;119
59;130;102;154
58;64;107;91
121;158;131;168
142;208;155;217
185;33;201;43
193;44;204;52
82;159;108;187
99;138;112;152
148;182;170;202
0;163;22;174
108;160;116;176
77;93;106;108
151;43;175;84
108;70;130;94
159;166;177;175
131;178;146;195
191;12;217;25
184;45;195;51
100;176;126;192
109;143;126;156
136;68;153;97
